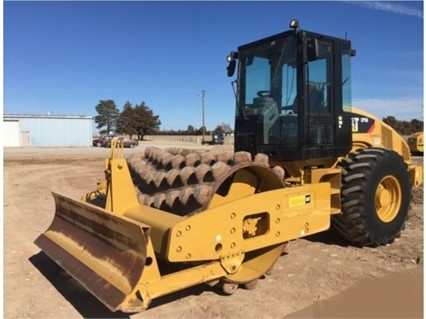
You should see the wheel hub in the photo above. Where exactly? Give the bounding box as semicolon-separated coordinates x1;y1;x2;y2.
375;175;402;223
376;186;391;207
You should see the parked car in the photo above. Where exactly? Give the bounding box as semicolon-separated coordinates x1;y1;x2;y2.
92;135;114;147
212;134;225;145
92;135;138;148
103;136;139;148
201;133;225;145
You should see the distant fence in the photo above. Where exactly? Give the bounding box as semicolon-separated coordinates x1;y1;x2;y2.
143;135;234;145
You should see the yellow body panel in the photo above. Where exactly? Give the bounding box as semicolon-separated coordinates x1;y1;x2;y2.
165;183;330;262
407;131;424;153
351;107;411;161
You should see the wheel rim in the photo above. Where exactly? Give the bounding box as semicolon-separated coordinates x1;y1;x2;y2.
375;175;402;223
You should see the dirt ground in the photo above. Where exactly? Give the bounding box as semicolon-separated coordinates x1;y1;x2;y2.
3;143;424;319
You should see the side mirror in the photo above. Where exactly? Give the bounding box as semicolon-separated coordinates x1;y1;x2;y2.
307;38;319;61
226;51;239;77
227;60;236;77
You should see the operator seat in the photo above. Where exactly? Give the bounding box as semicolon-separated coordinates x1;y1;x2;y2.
308;84;324;113
291;84;324;113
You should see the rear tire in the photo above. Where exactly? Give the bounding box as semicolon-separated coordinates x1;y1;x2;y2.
332;148;411;246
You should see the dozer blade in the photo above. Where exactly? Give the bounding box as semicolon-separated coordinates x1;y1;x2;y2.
34;192;150;312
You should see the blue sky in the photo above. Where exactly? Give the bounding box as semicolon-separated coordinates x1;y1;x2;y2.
4;1;424;131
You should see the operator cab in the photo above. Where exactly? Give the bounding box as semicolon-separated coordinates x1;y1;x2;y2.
228;19;356;162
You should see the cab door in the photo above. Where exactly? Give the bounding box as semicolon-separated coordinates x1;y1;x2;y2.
305;39;335;148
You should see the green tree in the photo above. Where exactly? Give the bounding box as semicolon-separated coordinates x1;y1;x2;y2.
187;125;195;134
213;125;225;134
94;100;120;134
383;116;398;129
115;101;162;139
133;102;161;140
220;123;233;134
116;101;137;137
410;119;423;132
383;115;423;135
196;126;208;135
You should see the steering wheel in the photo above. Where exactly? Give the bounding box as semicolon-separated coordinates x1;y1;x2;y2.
257;90;271;97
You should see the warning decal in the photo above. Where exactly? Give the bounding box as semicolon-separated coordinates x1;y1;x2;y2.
289;194;311;208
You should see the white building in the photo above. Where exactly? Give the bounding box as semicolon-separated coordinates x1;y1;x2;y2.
4;114;93;147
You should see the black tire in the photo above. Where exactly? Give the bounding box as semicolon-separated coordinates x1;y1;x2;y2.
332;147;411;246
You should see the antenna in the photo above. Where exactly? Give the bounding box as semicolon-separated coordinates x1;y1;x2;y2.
201;90;206;143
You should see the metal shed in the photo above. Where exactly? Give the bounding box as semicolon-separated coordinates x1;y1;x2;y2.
3;114;93;147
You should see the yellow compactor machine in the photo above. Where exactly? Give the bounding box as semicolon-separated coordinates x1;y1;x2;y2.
35;19;423;313
407;132;424;155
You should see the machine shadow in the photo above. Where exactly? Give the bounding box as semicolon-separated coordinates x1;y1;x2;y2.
29;251;129;319
29;251;215;317
29;230;355;318
303;227;353;247
147;283;214;310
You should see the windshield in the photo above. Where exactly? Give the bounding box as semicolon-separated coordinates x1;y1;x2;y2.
236;34;299;146
238;34;298;116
